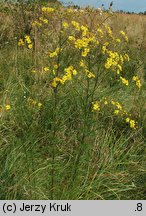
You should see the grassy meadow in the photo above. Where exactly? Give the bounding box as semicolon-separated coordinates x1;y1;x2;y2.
0;1;146;200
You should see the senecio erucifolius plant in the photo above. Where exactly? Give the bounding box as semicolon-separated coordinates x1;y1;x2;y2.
17;6;143;130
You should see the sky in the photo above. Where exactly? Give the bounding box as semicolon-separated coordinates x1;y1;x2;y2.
61;0;146;13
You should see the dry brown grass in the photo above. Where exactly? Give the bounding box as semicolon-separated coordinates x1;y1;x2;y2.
1;3;146;51
106;13;146;49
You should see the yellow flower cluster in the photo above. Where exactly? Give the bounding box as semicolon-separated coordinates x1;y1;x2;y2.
68;36;76;41
18;35;33;49
25;35;33;49
115;38;121;43
39;17;48;24
44;67;49;72
5;104;11;111
71;21;80;31
92;101;100;111
120;76;129;86
49;48;62;58
124;54;130;62
51;66;77;88
107;26;113;36
97;28;104;37
32;20;42;27
63;22;69;28
18;39;24;46
125;118;137;129
110;100;137;129
92;98;138;129
74;36;96;49
111;100;123;110
80;59;86;67
103;24;113;37
132;76;141;88
81;25;88;37
31;69;36;73
51;77;61;88
104;51;124;74
82;47;90;57
120;31;128;42
104;48;130;77
42;7;55;13
74;38;89;49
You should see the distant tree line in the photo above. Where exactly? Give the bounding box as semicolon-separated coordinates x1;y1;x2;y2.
1;0;59;4
116;9;146;15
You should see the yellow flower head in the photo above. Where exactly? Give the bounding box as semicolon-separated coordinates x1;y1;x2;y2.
80;60;86;67
5;105;11;110
115;38;121;43
129;119;136;129
63;22;69;28
132;76;141;88
104;100;108;105
18;39;24;46
126;117;130;123
42;7;54;13
82;48;90;57
28;44;33;49
114;109;120;115
49;48;61;58
92;102;100;111
120;76;129;86
31;69;36;73
71;21;80;31
25;35;31;44
44;67;49;72
68;36;76;41
38;103;42;108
